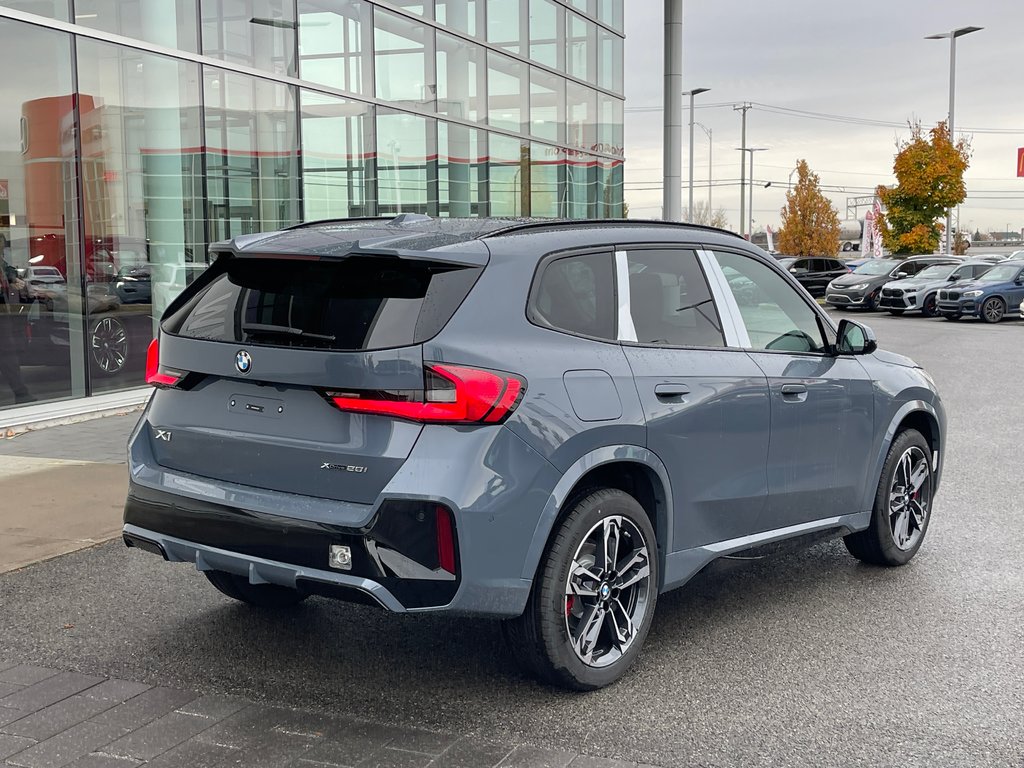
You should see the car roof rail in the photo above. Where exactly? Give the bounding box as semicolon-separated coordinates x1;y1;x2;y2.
480;218;746;241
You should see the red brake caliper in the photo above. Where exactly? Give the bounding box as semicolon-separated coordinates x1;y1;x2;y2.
565;596;575;616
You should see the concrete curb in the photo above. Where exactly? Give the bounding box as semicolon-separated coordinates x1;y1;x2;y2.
1;388;149;437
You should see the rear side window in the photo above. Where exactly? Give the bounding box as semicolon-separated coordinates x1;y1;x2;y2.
164;256;481;351
530;252;615;340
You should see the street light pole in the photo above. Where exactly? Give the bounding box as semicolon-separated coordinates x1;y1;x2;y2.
734;103;751;236
926;25;982;255
737;147;768;240
683;88;710;222
697;122;712;214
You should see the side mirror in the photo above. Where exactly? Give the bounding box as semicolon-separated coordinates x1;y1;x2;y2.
947;274;958;281
894;271;908;279
835;318;877;356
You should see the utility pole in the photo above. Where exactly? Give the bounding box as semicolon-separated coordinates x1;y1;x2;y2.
697;123;713;215
734;103;751;237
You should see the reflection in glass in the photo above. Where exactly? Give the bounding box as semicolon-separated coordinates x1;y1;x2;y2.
301;91;374;220
597;0;623;30
436;32;485;122
1;0;67;21
599;158;623;218
598;27;622;92
438;122;483;217
487;51;527;134
566;150;596;219
204;68;300;242
529;67;564;144
566;12;594;84
435;0;482;38
566;80;597;149
488;134;527;217
298;0;371;95
486;0;523;55
201;0;297;76
77;39;205;392
0;19;80;408
72;0;199;52
374;8;435;107
528;0;562;69
530;142;562;218
377;110;437;216
597;92;623;151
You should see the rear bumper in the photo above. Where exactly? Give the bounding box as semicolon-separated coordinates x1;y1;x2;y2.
124;522;409;612
123;482;459;611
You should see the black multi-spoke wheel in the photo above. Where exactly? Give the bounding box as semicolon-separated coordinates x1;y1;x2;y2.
845;429;933;566
921;294;938;318
503;488;658;690
90;316;129;376
981;296;1005;324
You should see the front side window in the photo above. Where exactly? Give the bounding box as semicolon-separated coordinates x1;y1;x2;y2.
624;249;724;347
714;251;828;354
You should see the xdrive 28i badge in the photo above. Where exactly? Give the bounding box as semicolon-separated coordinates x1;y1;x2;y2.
235;350;252;374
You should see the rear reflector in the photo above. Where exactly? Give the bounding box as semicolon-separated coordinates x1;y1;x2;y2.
326;363;525;424
145;338;184;388
436;505;456;575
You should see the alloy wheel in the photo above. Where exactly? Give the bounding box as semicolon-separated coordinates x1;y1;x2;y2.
564;515;652;668
888;446;932;551
91;316;129;374
982;298;1004;323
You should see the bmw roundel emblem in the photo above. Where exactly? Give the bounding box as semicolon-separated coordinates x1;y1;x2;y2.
235;350;252;375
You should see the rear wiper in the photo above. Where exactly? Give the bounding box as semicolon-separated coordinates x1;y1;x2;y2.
241;323;336;342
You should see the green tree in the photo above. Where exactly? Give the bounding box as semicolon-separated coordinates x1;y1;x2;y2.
777;160;840;256
875;121;970;255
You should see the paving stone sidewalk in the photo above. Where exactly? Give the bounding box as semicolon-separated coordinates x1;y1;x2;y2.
0;664;657;768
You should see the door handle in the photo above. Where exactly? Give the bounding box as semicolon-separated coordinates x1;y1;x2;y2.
780;383;808;402
655;383;690;398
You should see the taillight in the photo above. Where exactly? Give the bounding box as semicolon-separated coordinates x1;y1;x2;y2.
145;338;184;388
326;363;525;424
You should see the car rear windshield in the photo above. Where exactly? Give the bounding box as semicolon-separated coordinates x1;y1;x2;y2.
163;255;481;351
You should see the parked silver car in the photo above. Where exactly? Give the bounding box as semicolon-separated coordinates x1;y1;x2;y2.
879;260;993;317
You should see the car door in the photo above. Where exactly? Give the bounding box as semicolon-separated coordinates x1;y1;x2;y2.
786;258;815;295
710;249;876;531
617;247;771;551
1007;265;1024;306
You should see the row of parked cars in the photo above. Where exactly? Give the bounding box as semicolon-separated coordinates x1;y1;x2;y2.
777;251;1024;323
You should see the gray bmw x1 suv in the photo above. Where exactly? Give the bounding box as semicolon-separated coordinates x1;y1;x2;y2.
124;216;945;690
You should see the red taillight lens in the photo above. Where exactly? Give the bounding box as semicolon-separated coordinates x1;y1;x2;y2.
326;363;525;424
145;338;184;388
436;505;456;575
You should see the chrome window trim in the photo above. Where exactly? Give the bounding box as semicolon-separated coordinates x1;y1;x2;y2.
696;248;751;348
613;249;637;342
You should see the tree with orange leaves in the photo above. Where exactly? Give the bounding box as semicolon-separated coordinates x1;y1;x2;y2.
777;160;840;256
875;121;970;255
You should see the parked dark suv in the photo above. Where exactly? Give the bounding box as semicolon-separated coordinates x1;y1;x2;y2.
124;217;946;690
825;256;957;310
776;256;848;297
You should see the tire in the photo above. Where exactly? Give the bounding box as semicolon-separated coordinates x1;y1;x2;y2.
921;294;938;318
980;296;1005;324
204;570;308;608
865;289;880;311
887;309;904;316
942;312;960;321
503;489;658;690
89;315;129;377
844;429;934;566
842;242;852;252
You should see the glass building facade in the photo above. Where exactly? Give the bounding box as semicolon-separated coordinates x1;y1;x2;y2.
0;0;623;411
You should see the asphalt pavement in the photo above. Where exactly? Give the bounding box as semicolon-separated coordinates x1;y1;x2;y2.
1;310;1022;767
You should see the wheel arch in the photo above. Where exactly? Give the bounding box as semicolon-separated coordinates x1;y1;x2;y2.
866;400;944;512
520;446;672;591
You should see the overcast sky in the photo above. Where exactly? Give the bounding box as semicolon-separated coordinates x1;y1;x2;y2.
624;0;1024;234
